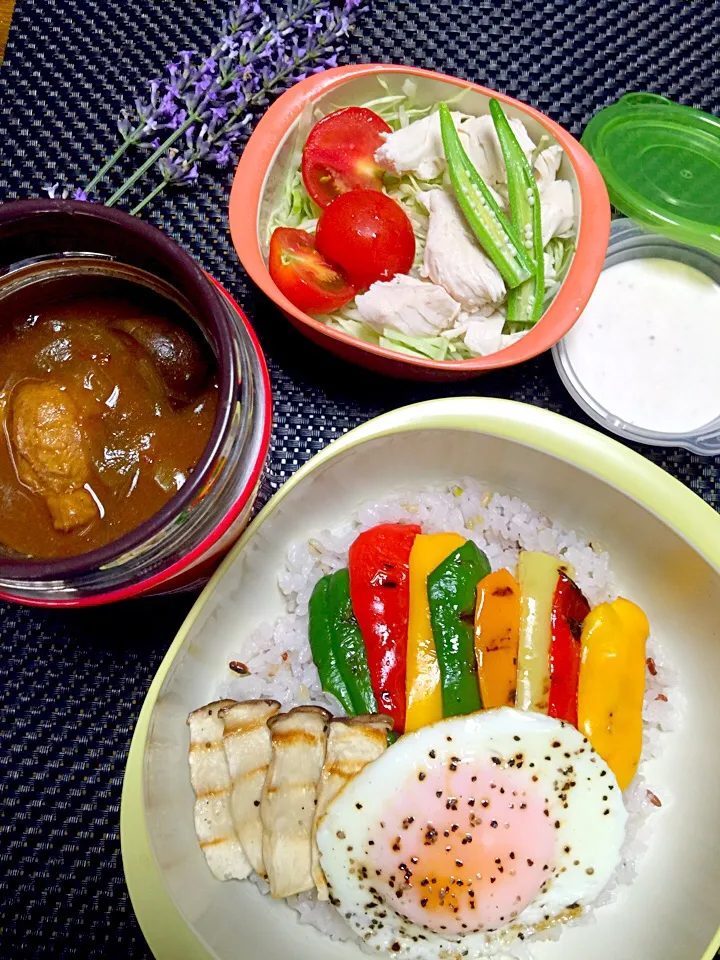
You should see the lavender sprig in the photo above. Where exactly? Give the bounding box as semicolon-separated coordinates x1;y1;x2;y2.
127;1;361;214
77;0;365;213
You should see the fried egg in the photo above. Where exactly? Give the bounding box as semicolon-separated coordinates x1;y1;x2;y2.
316;708;627;957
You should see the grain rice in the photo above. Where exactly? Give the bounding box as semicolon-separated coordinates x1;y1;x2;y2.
215;481;677;958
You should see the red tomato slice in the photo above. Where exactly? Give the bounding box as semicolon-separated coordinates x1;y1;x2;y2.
268;227;356;315
315;190;416;290
302;107;392;208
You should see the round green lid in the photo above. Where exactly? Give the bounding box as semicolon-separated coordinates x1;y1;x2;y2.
581;93;720;257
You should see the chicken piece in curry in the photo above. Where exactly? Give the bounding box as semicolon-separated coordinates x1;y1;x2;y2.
0;287;217;559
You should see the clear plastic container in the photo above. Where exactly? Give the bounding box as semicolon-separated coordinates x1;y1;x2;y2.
553;217;720;455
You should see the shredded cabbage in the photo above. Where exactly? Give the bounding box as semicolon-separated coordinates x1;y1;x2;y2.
265;80;576;363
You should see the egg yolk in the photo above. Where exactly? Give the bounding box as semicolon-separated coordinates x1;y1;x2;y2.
370;758;557;935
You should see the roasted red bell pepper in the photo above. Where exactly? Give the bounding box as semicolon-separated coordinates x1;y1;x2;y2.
548;572;591;726
348;523;421;733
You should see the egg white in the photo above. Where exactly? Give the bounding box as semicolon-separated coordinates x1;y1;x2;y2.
317;708;627;958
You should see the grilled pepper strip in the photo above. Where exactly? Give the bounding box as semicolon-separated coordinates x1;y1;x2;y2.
489;98;546;333
439;103;535;289
428;541;491;717
474;568;521;709
578;598;649;791
308;574;354;713
406;533;466;732
548;572;590;726
327;568;377;716
516;552;574;713
349;523;421;733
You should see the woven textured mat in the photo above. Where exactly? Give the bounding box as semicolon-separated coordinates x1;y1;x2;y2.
0;0;719;956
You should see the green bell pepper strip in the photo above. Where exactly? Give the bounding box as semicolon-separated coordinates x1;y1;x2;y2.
427;541;491;717
308;574;354;713
327;568;378;716
439;102;535;289
489;99;546;332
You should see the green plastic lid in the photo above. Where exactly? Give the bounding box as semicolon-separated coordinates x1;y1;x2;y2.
581;93;720;257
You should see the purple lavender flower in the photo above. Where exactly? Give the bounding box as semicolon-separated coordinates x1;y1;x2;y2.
79;0;370;210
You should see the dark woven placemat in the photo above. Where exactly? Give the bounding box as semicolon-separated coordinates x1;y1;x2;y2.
0;1;719;956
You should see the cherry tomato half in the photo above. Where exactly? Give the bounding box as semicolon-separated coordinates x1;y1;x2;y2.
302;107;391;208
268;227;356;315
315;190;416;290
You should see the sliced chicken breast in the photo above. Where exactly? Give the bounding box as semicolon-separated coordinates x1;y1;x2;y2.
312;714;393;899
261;705;331;898
541;179;575;246
356;274;461;339
220;699;281;878
187;699;252;881
420;189;506;310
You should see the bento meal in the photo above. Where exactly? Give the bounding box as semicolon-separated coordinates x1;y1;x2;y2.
266;82;576;362
0;278;216;559
187;483;674;958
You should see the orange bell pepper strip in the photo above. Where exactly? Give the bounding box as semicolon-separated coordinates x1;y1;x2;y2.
406;533;466;732
577;598;649;791
474;569;521;708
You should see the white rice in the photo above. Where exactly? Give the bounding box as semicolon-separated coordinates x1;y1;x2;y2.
215;480;677;958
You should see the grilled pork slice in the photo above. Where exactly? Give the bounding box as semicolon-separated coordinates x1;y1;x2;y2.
220;699;281;878
187;699;252;881
261;705;331;898
312;714;393;899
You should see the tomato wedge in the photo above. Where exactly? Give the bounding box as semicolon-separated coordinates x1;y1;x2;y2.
315;190;416;290
268;227;356;315
302;107;391;208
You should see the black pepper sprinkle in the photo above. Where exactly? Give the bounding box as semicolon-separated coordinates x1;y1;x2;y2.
436;791;443;798
520;803;527;810
429;750;436;759
554;820;561;829
491;756;501;765
552;741;561;748
468;798;475;807
490;820;498;828
471;776;477;783
253;800;260;807
490;877;496;884
527;859;534;866
495;858;501;864
603;809;610;815
356;803;363;809
481;799;489;808
228;661;250;675
418;773;426;781
586;867;595;875
509;852;515;859
421;898;428;908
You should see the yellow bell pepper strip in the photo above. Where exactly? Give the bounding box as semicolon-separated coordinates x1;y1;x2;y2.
474;568;521;708
428;541;491;718
577;598;649;791
406;533;466;732
515;552;574;713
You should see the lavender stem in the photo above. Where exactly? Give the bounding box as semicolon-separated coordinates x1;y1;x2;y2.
105;120;193;207
131;178;169;215
83;122;147;194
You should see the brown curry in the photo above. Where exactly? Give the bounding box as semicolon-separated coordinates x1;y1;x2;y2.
0;286;218;559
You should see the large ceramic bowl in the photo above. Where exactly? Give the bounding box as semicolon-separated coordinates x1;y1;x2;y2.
122;397;720;960
229;64;611;381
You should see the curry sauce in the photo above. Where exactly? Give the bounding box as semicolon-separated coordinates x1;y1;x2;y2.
0;286;218;559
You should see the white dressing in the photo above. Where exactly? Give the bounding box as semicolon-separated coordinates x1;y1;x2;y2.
564;258;720;433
